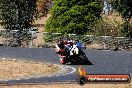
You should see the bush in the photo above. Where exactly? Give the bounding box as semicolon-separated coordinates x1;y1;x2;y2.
45;0;101;35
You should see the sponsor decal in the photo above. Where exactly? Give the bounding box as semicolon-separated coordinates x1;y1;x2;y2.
76;67;131;85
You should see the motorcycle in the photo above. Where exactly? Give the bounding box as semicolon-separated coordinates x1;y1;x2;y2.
55;40;92;65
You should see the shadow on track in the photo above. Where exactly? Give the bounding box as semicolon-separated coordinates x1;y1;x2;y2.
65;59;93;65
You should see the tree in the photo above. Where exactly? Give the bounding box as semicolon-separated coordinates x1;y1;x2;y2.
101;0;112;15
45;0;101;35
0;0;38;46
110;0;132;19
36;0;52;17
90;20;123;36
110;0;132;37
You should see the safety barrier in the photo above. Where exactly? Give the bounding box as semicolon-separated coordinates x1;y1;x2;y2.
0;30;132;51
43;32;132;51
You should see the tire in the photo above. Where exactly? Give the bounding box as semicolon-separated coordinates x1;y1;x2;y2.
60;57;66;65
76;76;86;85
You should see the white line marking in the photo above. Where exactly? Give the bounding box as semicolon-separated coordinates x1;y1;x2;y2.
16;79;20;80
25;78;29;79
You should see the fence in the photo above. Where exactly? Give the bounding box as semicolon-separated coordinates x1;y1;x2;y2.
0;29;36;47
43;32;132;51
0;30;132;51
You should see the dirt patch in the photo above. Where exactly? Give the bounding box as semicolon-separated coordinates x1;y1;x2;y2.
86;41;104;50
0;58;60;80
33;14;51;32
1;82;132;88
87;43;104;49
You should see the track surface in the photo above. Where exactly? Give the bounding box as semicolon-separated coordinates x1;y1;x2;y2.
0;47;132;84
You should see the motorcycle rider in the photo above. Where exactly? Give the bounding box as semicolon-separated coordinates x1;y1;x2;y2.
75;40;82;49
64;40;73;51
56;38;82;54
55;39;65;55
70;40;82;56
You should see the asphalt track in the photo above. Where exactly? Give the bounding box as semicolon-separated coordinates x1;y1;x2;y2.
0;47;132;84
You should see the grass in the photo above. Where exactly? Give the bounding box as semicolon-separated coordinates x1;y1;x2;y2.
0;58;60;80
